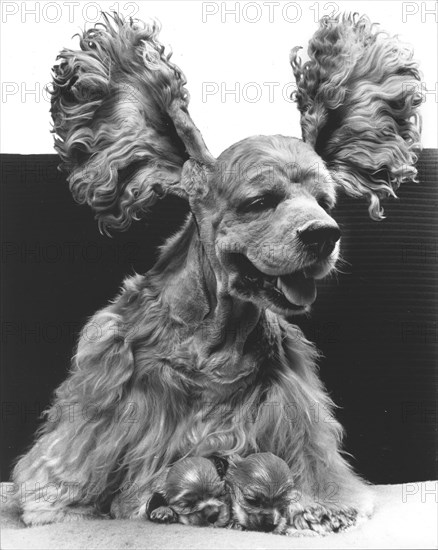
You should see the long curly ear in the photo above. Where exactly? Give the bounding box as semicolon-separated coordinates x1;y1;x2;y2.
51;13;213;233
290;14;422;219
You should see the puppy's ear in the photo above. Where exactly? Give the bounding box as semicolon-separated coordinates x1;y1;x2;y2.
224;454;243;479
51;12;214;234
209;455;230;479
291;14;422;219
227;454;243;468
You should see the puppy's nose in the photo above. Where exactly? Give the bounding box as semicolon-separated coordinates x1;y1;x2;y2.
261;520;277;532
206;510;219;524
298;221;341;259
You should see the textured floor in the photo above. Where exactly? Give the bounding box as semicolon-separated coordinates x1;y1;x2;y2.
1;482;437;549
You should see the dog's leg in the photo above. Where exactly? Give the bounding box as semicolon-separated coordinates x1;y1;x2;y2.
285;400;374;535
264;326;374;535
285;407;374;535
296;401;374;534
12;293;151;526
12;442;107;526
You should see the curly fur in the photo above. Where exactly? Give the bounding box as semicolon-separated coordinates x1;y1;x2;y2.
12;12;421;532
290;13;422;219
50;13;192;232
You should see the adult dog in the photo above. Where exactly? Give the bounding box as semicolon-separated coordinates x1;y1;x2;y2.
13;12;421;532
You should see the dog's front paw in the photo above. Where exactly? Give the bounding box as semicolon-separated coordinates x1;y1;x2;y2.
290;505;358;535
150;506;178;524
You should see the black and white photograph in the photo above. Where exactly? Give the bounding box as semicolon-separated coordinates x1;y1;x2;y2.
1;1;437;548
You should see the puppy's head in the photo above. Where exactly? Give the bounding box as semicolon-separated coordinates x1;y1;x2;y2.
189;136;340;317
226;452;295;532
164;457;230;527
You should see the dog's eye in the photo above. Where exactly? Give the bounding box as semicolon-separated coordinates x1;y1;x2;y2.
317;197;332;212
239;194;280;213
245;496;259;506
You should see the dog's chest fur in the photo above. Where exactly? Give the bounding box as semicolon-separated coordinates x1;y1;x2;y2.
114;274;316;460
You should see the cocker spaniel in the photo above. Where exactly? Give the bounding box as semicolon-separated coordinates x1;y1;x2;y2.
12;12;421;534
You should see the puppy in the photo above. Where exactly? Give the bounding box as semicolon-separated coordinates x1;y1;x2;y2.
147;457;230;527
226;453;295;533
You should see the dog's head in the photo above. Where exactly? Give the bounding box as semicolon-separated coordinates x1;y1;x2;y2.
226;452;294;532
186;135;340;316
164;457;230;527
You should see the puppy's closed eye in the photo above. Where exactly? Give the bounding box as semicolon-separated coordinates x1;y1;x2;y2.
316;196;333;212
244;495;261;507
178;493;199;507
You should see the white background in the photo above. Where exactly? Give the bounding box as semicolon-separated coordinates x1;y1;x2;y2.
0;0;437;155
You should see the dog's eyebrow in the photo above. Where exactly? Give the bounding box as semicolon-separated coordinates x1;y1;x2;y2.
244;166;285;186
276;162;326;185
243;178;286;198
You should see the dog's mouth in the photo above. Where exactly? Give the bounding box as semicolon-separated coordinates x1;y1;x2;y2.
230;253;319;313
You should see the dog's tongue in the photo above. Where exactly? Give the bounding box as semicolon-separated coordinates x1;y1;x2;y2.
277;273;317;306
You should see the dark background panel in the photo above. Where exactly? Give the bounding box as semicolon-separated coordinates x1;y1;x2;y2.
1;151;437;483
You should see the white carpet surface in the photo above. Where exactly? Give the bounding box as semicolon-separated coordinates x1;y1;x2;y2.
1;482;437;549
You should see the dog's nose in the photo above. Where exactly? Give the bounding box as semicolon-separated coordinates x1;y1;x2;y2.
298;222;341;259
206;510;219;524
261;520;277;532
